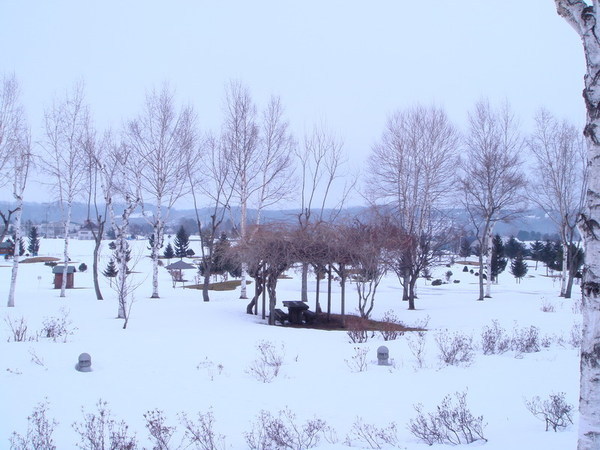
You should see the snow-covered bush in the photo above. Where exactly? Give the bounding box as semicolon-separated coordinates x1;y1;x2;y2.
247;340;285;383
345;346;370;373
72;399;138;449
40;308;76;342
408;391;487;445
344;417;399;449
435;331;474;366
431;279;443;286
244;408;332;450
178;409;225;450
512;325;540;354
525;392;574;432
378;310;404;341
4;315;30;342
406;331;427;370
10;400;58;450
144;409;176;450
480;320;511;355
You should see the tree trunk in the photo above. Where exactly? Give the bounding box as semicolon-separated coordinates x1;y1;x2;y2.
327;265;332;322
555;2;600;447
301;262;309;303
92;223;104;300
60;202;72;298
408;273;417;310
7;202;23;307
202;273;211;302
151;208;162;298
561;240;569;297
484;222;494;298
315;268;322;314
340;271;346;328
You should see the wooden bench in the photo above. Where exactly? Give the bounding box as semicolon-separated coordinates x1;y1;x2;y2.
273;308;289;325
302;309;317;324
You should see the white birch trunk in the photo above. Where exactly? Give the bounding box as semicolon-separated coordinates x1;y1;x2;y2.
116;236;128;319
561;240;569;297
555;2;600;447
60;202;72;298
7;199;23;307
239;182;248;299
151;202;162;299
484;222;494;298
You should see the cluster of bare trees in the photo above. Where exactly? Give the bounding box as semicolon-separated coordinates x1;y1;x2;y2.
0;76;588;321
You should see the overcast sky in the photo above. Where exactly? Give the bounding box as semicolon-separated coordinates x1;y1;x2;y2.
0;0;587;207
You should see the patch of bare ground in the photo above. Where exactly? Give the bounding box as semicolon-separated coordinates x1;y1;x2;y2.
21;256;60;264
286;312;425;332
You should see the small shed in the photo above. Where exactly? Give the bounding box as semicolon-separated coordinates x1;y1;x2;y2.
52;265;76;289
0;241;13;256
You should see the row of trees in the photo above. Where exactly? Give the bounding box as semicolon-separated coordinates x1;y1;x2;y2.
0;76;585;318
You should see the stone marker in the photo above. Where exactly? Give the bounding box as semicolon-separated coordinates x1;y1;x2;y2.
76;352;92;372
377;345;389;366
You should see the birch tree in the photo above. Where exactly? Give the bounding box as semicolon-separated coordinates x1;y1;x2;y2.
222;80;259;299
42;83;90;298
459;100;526;301
528;109;587;298
554;2;600;447
2;76;32;308
127;84;196;299
98;131;141;327
367;105;459;309
187;134;238;303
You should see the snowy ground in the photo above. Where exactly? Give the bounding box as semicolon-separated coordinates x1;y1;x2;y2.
0;238;580;449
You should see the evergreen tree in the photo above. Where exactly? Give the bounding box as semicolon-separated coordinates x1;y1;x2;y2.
27;226;40;256
529;240;544;270
174;225;190;259
490;234;507;282
11;233;25;256
102;258;118;286
540;240;558;275
459;238;472;257
163;242;175;260
505;236;527;259
510;254;528;283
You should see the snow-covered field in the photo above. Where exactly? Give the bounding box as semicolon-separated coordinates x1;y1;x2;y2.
0;238;580;449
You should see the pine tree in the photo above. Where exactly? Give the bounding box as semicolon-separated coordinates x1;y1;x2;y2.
11;233;25;256
490;234;507;282
459;238;472;257
27;226;40;256
529;240;544;270
505;236;527;259
163;242;175;260
102;258;118;286
174;225;190;259
510;254;528;283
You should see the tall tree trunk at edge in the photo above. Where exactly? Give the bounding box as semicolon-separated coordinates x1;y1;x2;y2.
555;2;600;447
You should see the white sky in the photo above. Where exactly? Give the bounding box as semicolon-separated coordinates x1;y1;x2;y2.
0;0;587;207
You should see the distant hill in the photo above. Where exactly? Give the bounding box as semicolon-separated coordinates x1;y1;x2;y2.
4;201;560;238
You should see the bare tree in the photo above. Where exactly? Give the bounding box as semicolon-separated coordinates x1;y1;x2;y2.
254;95;296;223
296;123;352;304
223;83;297;299
367;105;459;309
127;83;197;299
221;80;259;300
528;109;587;298
459;100;526;301
554;2;600;447
187;134;237;302
3;76;32;308
0;75;23;245
98;131;141;327
42;82;90;298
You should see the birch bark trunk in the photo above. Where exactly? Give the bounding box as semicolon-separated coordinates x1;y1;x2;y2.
7;198;23;307
555;2;600;447
60;203;72;298
484;222;494;298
